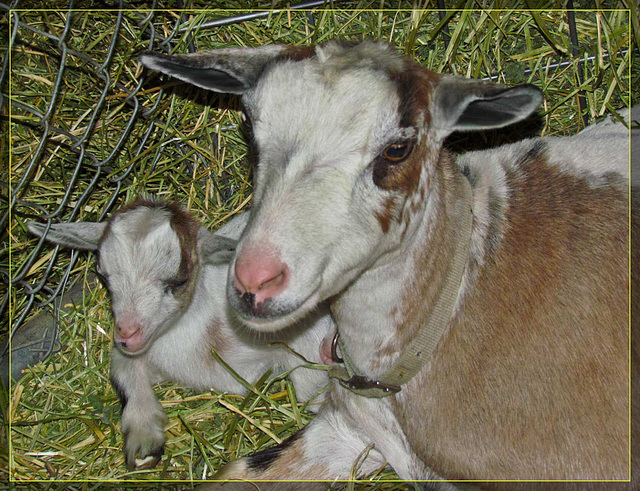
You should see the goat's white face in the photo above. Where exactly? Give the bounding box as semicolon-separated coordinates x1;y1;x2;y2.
139;41;541;332
98;206;192;353
229;49;422;329
27;200;230;354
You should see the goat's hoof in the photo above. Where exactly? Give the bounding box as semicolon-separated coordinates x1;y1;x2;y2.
133;452;162;470
125;436;165;471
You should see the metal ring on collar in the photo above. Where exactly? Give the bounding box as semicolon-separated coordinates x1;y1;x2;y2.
331;332;343;363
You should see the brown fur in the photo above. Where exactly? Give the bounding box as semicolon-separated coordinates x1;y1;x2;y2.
277;44;316;62
394;150;631;483
372;61;440;237
375;153;460;360
204;317;230;362
374;196;396;234
374;62;439;196
166;201;201;307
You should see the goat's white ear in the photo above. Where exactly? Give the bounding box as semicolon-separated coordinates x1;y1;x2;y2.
139;45;285;95
431;77;542;138
214;212;250;241
197;228;238;265
27;221;106;250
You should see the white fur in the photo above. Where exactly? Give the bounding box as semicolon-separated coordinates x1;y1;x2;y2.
226;48;632;484
230;49;407;332
34;205;333;470
105;207;331;468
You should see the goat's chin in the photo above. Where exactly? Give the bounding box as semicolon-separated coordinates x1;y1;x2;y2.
116;340;150;356
235;291;321;333
237;311;303;332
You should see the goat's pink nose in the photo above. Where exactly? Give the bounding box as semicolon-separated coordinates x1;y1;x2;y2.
234;248;289;305
115;319;144;351
117;319;142;338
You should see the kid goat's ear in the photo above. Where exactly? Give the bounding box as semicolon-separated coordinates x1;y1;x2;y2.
27;221;107;251
139;45;285;95
197;228;238;266
431;76;543;139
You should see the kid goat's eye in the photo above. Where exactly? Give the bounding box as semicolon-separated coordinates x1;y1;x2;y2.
164;278;188;295
381;141;413;163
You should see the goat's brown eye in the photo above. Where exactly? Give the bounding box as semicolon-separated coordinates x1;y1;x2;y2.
381;141;413;163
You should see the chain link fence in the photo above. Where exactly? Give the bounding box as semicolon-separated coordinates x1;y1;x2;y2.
3;4;163;384
3;2;349;387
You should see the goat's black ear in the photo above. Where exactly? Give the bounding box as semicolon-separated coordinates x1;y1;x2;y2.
139;45;285;95
197;228;238;265
27;221;106;250
431;76;542;138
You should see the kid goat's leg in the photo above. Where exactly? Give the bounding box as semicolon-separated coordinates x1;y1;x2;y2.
110;349;167;471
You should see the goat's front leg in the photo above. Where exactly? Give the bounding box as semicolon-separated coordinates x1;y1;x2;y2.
110;348;167;471
196;405;387;490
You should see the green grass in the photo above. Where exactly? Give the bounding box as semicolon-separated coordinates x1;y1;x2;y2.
4;3;636;488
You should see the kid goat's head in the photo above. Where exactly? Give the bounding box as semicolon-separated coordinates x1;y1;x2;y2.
140;41;541;331
28;200;236;353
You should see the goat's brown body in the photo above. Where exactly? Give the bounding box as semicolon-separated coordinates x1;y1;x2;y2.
393;151;632;483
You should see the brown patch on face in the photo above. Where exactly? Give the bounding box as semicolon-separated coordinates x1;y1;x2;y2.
369;61;442;237
165;201;200;306
372;61;440;196
375;196;396;234
276;44;316;62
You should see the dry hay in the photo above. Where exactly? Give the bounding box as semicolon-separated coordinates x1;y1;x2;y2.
4;2;636;488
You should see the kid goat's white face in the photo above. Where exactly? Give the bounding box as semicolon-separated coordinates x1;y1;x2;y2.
140;41;541;332
27;201;215;354
97;206;187;352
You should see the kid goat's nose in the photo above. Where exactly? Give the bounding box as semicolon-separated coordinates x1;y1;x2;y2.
234;246;289;305
115;318;145;352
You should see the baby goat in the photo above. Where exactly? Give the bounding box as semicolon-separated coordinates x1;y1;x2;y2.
28;199;332;471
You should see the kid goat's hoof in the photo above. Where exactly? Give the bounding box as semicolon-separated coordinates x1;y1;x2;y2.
125;442;164;471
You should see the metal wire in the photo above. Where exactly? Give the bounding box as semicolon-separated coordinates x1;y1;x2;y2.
176;0;342;31
0;3;330;377
1;6;168;361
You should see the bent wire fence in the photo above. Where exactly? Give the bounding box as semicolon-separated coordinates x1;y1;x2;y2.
1;1;636;486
